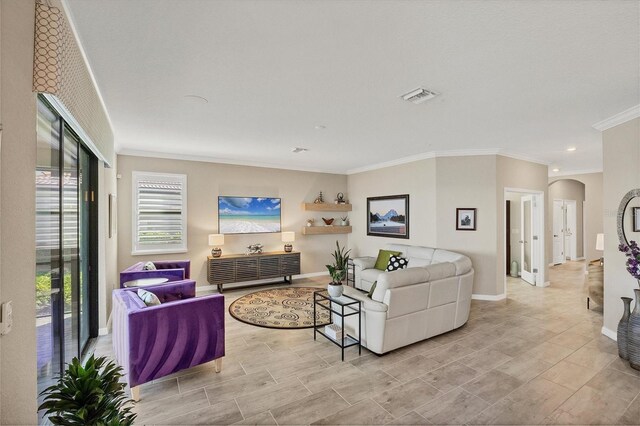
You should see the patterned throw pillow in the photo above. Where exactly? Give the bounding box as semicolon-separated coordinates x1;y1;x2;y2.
386;255;409;272
137;289;161;306
142;261;156;270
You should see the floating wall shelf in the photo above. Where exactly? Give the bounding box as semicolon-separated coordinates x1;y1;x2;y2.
302;226;352;235
301;203;352;212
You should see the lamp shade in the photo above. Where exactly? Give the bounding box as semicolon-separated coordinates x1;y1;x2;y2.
281;231;295;243
595;233;604;251
208;234;224;246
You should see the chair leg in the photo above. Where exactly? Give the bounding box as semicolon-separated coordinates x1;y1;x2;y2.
214;358;222;373
130;386;140;402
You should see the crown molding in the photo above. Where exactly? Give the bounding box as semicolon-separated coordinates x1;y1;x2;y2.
549;167;603;178
345;151;436;175
592;104;640;131
117;149;346;175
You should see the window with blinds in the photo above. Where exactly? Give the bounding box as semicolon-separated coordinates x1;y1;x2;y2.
132;172;187;255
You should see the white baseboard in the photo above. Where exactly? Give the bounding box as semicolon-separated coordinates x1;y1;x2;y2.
98;327;109;336
537;281;550;288
472;293;506;301
196;271;329;293
601;326;617;341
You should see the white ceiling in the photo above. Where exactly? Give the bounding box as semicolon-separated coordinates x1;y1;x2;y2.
65;0;640;175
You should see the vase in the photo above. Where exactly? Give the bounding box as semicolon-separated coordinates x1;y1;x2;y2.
628;289;640;371
618;297;632;360
327;283;343;298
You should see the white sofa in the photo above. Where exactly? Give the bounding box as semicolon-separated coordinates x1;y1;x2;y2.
341;244;474;354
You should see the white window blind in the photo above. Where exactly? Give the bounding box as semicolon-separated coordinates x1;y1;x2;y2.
132;172;187;255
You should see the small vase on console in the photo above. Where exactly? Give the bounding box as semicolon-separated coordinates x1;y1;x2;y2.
618;297;632;360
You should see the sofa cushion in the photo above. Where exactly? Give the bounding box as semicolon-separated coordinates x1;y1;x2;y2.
424;262;457;281
374;250;401;270
143;261;157;271
432;249;472;275
372;267;430;302
137;288;161;306
406;246;435;262
386;256;409;272
360;268;384;284
367;281;377;298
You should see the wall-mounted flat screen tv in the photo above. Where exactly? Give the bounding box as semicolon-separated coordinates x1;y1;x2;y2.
218;196;281;234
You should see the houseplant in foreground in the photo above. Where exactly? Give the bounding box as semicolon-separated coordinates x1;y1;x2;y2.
326;240;351;297
619;240;640;370
39;355;136;426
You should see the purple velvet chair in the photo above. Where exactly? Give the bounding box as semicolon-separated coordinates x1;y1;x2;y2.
112;280;224;401
119;260;191;288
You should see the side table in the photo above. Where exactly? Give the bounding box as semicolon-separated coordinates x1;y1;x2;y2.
313;290;361;361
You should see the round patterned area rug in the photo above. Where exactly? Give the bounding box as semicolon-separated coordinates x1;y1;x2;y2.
229;287;330;329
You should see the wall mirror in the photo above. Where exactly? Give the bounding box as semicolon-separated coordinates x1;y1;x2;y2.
618;188;640;247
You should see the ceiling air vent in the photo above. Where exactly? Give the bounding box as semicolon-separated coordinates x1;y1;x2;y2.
401;88;439;104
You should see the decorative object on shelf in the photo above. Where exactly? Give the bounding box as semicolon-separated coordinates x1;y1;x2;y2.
306;218;315;227
324;323;343;340
335;192;347;204
282;231;295;252
246;243;263;255
322;217;334;226
367;194;409;238
218;196;281;234
628;289;640;370
618;297;633;360
596;233;604;265
456;208;477;231
314;191;324;204
208;234;224;257
326;241;351;297
340;216;349;226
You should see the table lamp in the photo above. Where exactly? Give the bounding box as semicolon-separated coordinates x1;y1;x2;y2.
281;231;295;252
208;234;224;257
595;233;604;265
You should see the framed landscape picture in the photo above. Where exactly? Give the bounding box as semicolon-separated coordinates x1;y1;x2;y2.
456;208;477;231
367;195;409;238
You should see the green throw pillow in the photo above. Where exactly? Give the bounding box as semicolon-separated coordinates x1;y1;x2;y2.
374;249;401;270
367;281;377;298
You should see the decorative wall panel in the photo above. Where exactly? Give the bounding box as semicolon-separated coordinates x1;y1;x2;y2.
33;0;114;166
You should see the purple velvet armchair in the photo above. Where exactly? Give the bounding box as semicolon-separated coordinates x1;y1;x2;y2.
119;260;191;288
112;280;224;401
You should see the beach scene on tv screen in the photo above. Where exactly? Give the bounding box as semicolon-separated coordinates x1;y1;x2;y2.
219;197;281;234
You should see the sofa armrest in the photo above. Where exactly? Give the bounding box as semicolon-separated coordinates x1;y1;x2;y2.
126;293;225;387
353;257;376;270
132;280;196;302
342;287;388;312
119;268;185;287
154;260;191;279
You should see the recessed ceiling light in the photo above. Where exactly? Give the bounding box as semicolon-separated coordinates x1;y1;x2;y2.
291;147;309;153
183;95;208;104
566;147;577;152
552;168;560;172
314;125;326;130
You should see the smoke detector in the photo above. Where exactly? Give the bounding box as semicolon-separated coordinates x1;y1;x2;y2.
401;88;439;104
291;147;309;153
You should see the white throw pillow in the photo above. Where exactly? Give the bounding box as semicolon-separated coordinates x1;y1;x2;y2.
142;261;157;271
137;289;161;306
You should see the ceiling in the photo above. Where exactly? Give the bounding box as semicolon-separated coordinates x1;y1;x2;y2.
65;0;640;175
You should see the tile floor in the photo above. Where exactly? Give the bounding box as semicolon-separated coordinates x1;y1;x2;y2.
95;261;640;425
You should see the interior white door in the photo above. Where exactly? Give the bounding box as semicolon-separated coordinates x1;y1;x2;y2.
565;201;577;260
553;200;565;264
521;195;535;285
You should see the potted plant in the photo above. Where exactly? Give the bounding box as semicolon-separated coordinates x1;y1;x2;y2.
39;355;136;426
340;216;349;226
326;240;351;297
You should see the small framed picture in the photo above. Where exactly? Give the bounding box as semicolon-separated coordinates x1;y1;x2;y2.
456;208;477;231
634;207;640;232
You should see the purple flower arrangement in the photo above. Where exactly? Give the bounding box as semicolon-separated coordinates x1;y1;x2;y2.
619;240;640;286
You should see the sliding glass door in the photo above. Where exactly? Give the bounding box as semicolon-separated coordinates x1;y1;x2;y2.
36;96;98;393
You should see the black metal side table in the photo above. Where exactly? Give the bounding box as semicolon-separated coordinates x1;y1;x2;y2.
346;258;356;287
313;290;361;361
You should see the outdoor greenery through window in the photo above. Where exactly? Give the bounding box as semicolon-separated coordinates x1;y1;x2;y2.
132;172;187;255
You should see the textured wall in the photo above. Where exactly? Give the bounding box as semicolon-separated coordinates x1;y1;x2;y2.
0;0;38;423
117;155;349;286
